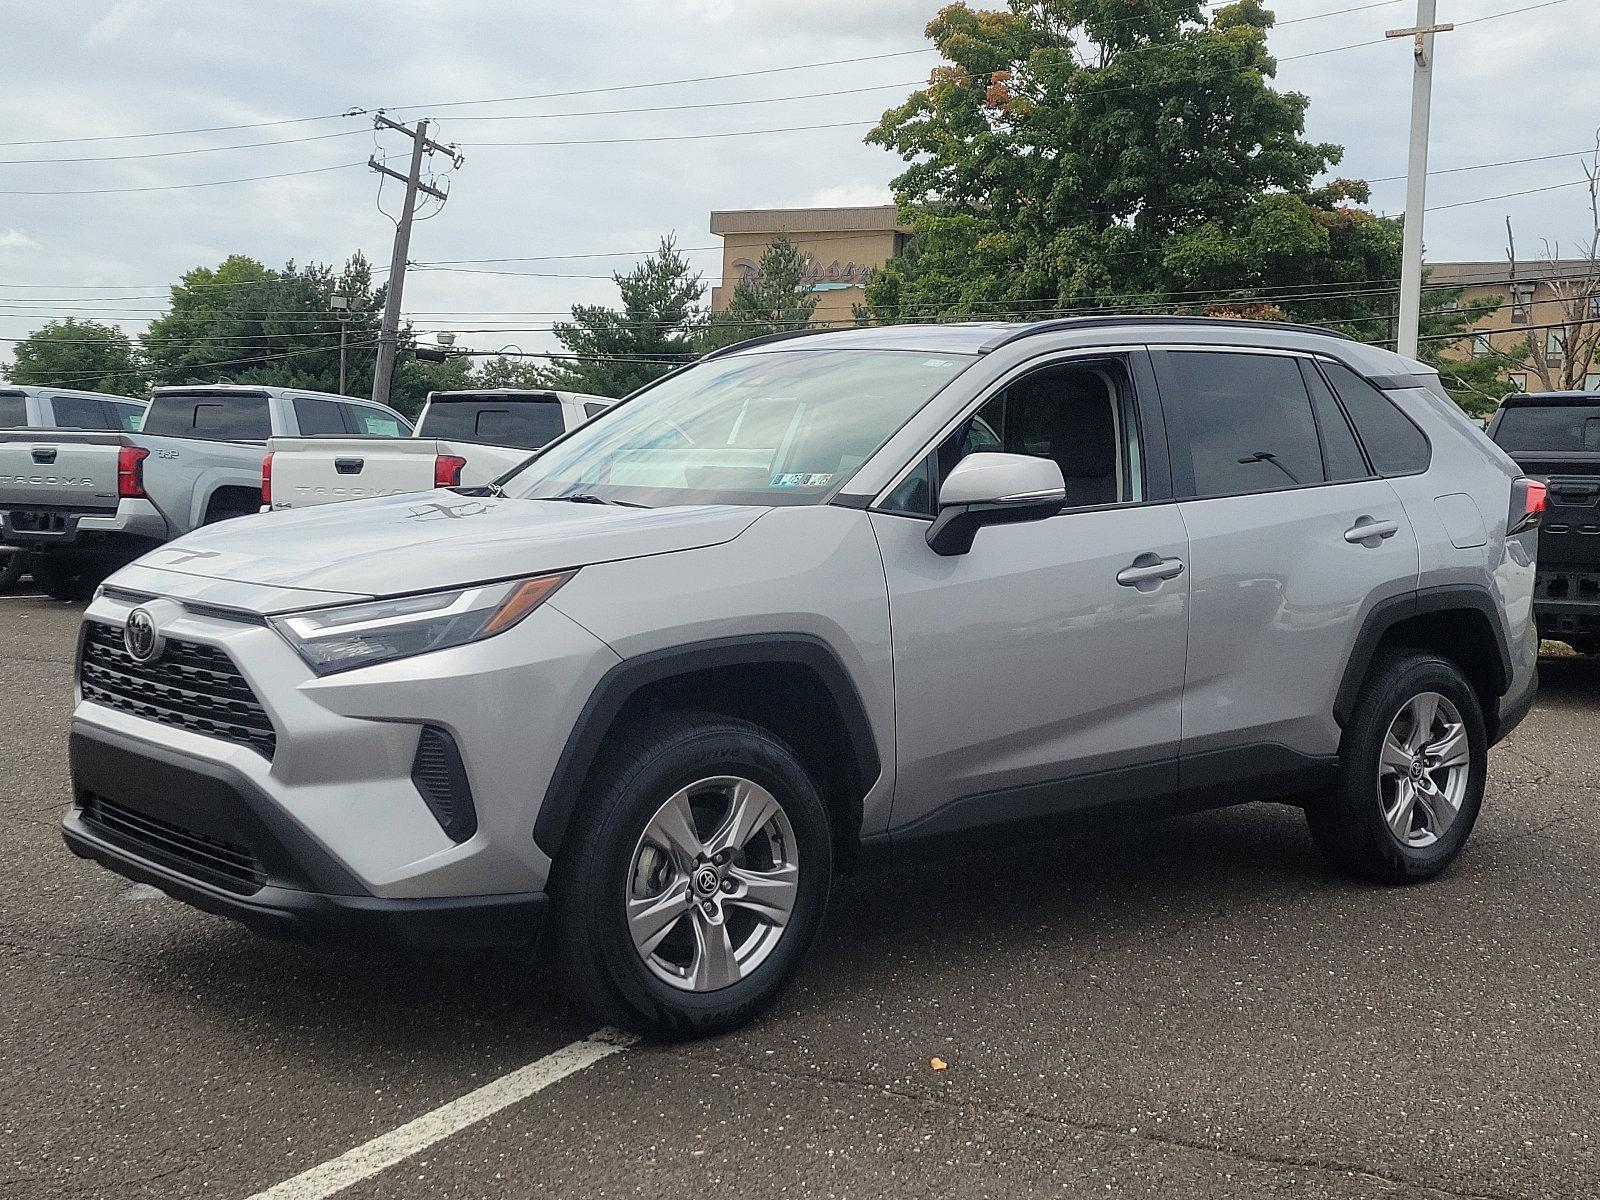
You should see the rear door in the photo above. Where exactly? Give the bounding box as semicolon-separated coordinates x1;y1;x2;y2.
1152;348;1420;795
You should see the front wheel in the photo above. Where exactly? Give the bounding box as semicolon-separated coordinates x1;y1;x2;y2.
1307;652;1487;883
551;713;832;1039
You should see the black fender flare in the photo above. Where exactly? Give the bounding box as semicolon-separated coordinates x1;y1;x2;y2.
533;634;882;860
1334;584;1513;728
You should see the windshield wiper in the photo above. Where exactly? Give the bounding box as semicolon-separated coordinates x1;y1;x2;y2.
540;493;650;508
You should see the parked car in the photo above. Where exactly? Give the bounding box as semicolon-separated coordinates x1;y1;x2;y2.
0;385;148;591
62;318;1540;1038
1486;391;1600;653
262;388;613;511
0;384;410;599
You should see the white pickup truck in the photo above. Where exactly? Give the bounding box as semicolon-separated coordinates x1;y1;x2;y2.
0;385;148;590
263;388;613;511
0;384;411;599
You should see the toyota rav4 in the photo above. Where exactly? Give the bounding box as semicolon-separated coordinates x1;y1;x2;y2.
62;318;1541;1037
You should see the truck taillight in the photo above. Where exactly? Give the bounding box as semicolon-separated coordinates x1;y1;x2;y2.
261;452;274;507
434;454;467;489
1509;477;1547;535
117;446;149;499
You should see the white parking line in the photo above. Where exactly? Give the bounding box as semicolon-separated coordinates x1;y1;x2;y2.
243;1028;635;1200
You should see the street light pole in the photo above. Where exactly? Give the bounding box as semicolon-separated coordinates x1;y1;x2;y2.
330;294;351;395
1388;2;1454;360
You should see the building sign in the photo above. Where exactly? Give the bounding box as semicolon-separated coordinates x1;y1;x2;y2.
731;255;872;292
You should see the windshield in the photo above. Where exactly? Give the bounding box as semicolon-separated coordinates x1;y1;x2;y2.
502;348;975;507
1495;404;1600;453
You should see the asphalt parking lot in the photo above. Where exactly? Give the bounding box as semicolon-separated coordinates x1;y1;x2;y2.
3;590;1598;1200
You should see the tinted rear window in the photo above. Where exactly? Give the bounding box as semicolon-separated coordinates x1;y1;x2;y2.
143;394;271;440
583;402;610;420
1166;351;1325;497
0;392;26;428
1322;363;1431;475
1493;405;1600;452
293;397;347;436
419;401;564;450
52;395;110;429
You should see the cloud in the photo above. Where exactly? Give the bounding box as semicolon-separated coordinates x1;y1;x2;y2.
86;0;161;46
807;183;894;208
0;229;40;252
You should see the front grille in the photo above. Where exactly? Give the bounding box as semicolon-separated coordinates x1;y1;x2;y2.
79;621;277;758
80;791;266;894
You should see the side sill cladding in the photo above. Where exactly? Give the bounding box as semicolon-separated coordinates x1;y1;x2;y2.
1333;585;1514;730
531;634;882;860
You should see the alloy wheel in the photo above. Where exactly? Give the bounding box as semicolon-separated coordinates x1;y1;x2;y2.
1377;691;1471;849
626;775;800;992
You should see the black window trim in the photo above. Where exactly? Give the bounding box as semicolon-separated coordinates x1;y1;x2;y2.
1311;355;1433;480
1297;357;1377;482
869;346;1174;521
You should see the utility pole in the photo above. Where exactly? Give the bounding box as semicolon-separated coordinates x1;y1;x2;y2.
1388;2;1454;360
368;114;462;406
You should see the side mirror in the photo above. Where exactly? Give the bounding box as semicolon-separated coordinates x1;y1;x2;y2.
926;452;1066;556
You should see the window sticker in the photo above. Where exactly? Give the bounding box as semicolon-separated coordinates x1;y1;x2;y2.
770;472;834;488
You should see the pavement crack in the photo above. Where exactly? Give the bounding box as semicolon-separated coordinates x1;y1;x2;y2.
661;1049;1520;1200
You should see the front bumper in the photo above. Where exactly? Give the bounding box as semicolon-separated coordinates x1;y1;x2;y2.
63;723;546;949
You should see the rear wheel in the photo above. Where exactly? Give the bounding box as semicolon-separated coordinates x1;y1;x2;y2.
551;712;832;1039
1307;652;1487;883
28;555;96;602
0;547;24;592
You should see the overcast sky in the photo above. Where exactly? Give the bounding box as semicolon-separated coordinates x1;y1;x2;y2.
2;0;1597;376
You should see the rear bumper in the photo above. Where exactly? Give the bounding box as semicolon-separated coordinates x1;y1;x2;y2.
1;498;167;557
62;723;546;950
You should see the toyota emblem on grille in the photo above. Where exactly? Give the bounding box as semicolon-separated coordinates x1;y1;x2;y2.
123;607;164;664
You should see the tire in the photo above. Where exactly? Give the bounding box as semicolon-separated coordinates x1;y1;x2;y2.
1307;651;1487;884
28;555;96;602
0;547;24;592
551;712;833;1039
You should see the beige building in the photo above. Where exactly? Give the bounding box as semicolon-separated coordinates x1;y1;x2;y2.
709;207;1600;391
1429;260;1600;393
709;206;910;327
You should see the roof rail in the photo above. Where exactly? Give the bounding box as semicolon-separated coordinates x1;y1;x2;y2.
977;314;1356;353
698;326;833;361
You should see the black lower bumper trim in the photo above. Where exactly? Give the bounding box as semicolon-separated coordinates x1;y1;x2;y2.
66;722;545;951
63;814;546;950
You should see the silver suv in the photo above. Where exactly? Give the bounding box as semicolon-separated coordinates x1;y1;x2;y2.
62;318;1541;1037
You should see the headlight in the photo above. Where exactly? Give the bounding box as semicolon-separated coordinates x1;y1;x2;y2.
271;572;574;675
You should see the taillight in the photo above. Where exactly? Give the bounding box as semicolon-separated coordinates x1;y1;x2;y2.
1509;477;1547;535
260;451;274;507
434;454;467;488
116;446;148;499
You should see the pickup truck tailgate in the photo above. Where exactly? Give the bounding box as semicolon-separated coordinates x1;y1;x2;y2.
1520;453;1600;566
0;430;125;512
267;437;449;510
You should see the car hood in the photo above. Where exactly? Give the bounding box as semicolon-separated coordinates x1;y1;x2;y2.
132;493;765;602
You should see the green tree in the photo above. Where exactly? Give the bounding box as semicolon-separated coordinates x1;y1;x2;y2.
699;235;820;350
543;236;705;397
467;355;553;390
6;319;147;394
860;1;1398;335
140;253;383;395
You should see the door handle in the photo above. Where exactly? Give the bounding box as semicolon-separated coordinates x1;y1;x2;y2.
334;458;365;475
31;447;56;464
1116;554;1185;587
1344;518;1400;544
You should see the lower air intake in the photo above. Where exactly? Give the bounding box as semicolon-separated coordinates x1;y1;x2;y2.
411;726;478;843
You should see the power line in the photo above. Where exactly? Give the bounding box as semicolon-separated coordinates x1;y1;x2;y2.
463;120;875;149
384;48;937;113
438;80;928;124
0;129;369;167
0;161;366;196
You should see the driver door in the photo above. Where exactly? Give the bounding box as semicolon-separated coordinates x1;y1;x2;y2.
869;350;1190;843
